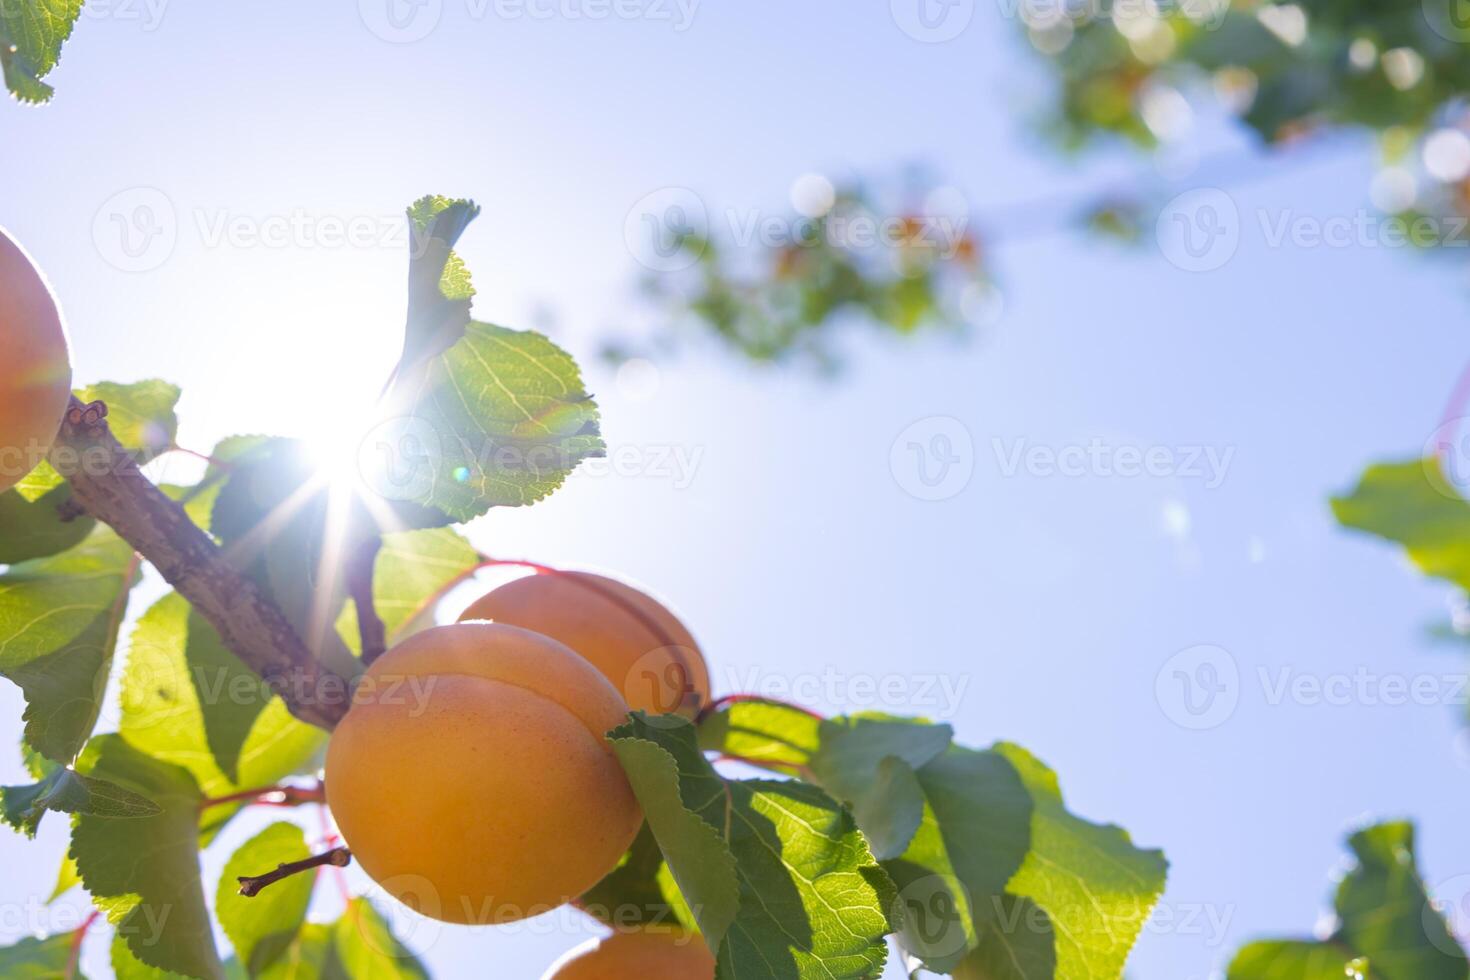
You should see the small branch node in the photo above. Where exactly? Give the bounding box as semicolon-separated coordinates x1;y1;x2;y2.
237;847;352;898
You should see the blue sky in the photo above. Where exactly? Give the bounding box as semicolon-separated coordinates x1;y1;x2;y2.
4;2;1470;977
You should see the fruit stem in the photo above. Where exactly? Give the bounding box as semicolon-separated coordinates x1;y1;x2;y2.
64;909;99;979
237;847;352;898
199;781;325;810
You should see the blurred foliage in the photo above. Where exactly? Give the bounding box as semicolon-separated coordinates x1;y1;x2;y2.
1227;820;1466;979
609;176;992;372
1027;0;1470;247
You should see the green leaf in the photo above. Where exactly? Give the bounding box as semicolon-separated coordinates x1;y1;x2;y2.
377;196;602;521
217;824;314;977
610;712;896;980
807;714;953;860
331;899;429;979
0;930;85;978
124;593;276;786
699;698;822;770
0;482;95;563
705;702;953;861
1335;823;1466;978
903;746;1033;974
240;924;339;980
1226;821;1467;980
701;704;1168;977
0;0;83;103
2;764;161;837
71;734;223;979
1227;942;1363;979
0;527;140;763
382;322;605;520
335;527;481;651
396;196;480;374
119;593;327;812
1332;459;1470;591
50;850;81;901
974;742;1167;979
579;822;699;932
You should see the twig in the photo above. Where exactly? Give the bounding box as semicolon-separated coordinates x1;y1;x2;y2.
238;847;352;898
49;398;352;731
199;781;326;810
347;535;388;666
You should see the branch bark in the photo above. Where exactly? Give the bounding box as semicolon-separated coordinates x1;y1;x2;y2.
50;398;351;730
238;847;352;897
346;534;388;666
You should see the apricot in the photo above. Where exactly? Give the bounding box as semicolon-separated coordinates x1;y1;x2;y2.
459;572;711;718
324;623;642;924
0;227;71;493
543;929;716;980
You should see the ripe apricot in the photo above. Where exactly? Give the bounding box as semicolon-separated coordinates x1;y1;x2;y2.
0;227;71;494
459;572;711;718
324;623;642;924
543;929;716;980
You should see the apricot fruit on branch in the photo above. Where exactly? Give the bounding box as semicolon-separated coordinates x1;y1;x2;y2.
0;227;72;493
459;571;711;717
543;928;716;979
324;623;642;924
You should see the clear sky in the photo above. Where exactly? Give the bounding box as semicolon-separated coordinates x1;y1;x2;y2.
4;2;1470;978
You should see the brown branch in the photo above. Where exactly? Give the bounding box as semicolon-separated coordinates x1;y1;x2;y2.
200;781;326;810
49;398;351;730
346;534;388;666
238;847;352;897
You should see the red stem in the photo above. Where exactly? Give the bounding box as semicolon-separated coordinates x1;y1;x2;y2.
199;781;324;810
64;909;99;980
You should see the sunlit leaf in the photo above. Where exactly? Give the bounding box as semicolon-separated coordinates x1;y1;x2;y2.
0;527;140;763
611;712;896;979
217;824;314;977
71;734;222;979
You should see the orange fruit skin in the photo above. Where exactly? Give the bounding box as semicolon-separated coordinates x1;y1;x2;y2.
325;623;643;925
0;228;71;494
543;929;716;980
459;572;711;718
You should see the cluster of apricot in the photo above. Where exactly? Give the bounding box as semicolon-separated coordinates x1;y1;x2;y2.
325;571;717;978
0;227;719;975
0;228;73;493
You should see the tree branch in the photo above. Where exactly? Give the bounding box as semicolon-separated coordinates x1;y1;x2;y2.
49;398;352;730
346;534;388;665
238;847;352;897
